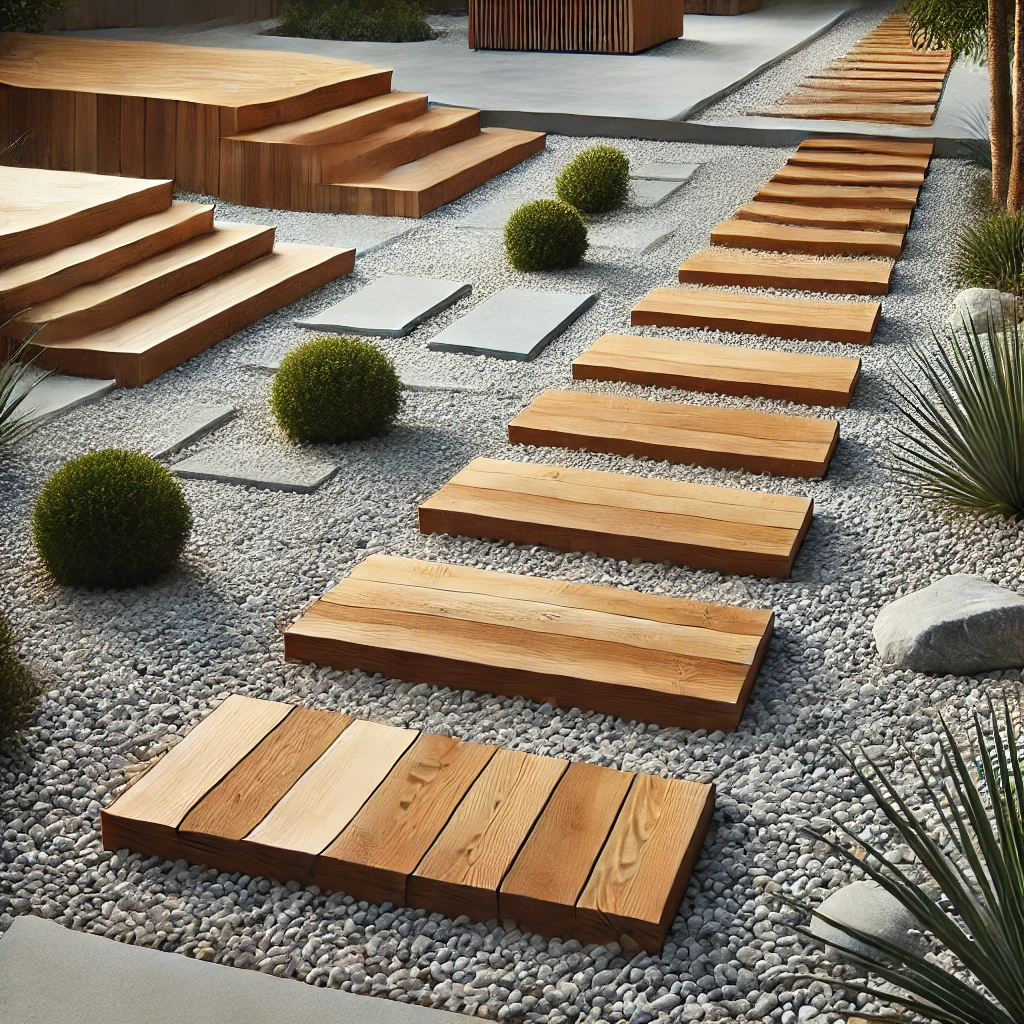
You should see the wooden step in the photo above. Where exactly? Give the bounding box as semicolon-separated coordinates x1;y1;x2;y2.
711;218;904;258
572;333;862;407
836;55;950;67
419;457;814;577
772;164;926;187
735;200;912;233
508;388;839;477
678;248;893;296
764;104;937;127
31;242;355;386
7;224;276;343
798;136;934;157
812;68;948;81
787;89;939;107
0;166;172;268
102;694;715;951
631;287;881;345
754;181;919;210
798;79;942;94
0;201;214;317
787;150;930;171
328;127;547;217
284;554;775;730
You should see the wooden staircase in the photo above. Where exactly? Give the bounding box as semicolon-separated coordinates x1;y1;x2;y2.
0;166;354;386
0;33;546;218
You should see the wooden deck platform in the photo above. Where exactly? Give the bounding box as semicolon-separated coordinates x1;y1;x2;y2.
102;694;714;951
284;554;774;730
0;32;545;217
418;457;813;577
572;334;862;407
508;389;839;477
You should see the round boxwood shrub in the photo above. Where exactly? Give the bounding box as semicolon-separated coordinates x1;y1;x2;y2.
504;199;588;272
33;449;192;588
0;612;42;746
270;334;403;443
555;145;630;215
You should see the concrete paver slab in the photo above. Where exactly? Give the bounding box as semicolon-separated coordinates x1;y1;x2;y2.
172;452;338;492
145;405;237;460
12;369;115;425
630;179;688;208
631;162;701;181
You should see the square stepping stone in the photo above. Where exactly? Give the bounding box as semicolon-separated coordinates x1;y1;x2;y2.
589;221;676;254
171;453;338;493
631;162;701;181
295;276;471;338
630;178;688;209
427;288;598;361
145;405;237;460
12;369;115;425
452;197;521;231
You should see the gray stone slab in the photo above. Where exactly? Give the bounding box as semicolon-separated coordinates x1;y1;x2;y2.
631;162;701;182
12;369;115;425
0;915;460;1024
145;405;237;460
171;452;338;493
427;288;598;361
589;221;675;254
630;178;687;209
295;275;472;337
452;197;521;231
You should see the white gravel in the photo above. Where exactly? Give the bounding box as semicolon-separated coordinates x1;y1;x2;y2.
0;130;1015;1024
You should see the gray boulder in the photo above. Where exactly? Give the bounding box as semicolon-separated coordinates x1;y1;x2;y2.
948;287;1018;332
873;574;1024;674
810;881;920;962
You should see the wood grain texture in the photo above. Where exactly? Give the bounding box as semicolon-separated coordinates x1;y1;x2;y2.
572;333;862;407
772;164;926;188
284;553;775;730
418;457;814;578
754;180;919;210
631;286;881;345
797;136;934;157
735;200;911;233
508;388;840;477
711;218;904;258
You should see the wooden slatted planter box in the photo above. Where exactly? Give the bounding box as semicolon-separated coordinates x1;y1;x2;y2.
684;0;761;14
468;0;685;53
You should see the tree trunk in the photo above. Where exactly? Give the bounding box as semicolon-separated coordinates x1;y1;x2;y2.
1009;0;1024;210
991;0;1013;207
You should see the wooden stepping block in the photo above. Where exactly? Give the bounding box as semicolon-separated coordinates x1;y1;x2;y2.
508;389;839;477
798;79;942;95
418;457;814;577
631;287;881;345
735;201;912;233
765;105;937;127
294;275;472;337
677;248;893;297
284;553;775;730
754;181;919;210
102;694;715;951
812;69;948;81
787;89;940;108
798;137;934;158
572;334;862;407
772;164;926;188
711;219;903;258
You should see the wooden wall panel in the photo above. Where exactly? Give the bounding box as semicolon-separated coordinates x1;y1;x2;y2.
144;98;176;180
119;96;145;177
97;94;121;176
73;93;98;172
50;91;76;171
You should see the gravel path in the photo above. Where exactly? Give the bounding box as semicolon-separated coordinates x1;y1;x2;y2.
0;131;1011;1024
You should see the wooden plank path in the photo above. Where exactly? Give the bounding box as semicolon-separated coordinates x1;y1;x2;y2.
734;201;911;233
710;219;904;258
753;181;919;210
102;694;715;950
284;554;775;730
418;457;813;577
572;334;862;407
508;389;839;477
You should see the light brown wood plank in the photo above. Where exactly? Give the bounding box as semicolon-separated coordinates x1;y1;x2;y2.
735;200;911;233
772;164;926;187
798;136;934;157
711;218;904;258
754;181;919;210
764;104;938;127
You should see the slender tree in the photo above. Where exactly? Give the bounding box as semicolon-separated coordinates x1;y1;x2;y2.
1009;0;1024;210
991;0;1013;206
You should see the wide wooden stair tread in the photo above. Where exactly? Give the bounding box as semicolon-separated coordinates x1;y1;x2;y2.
418;457;814;577
572;334;862;407
787;89;940;107
508;388;839;477
735;200;911;233
754;181;919;210
284;554;775;730
102;694;715;951
711;218;904;258
771;164;926;188
631;286;881;345
761;104;938;127
797;137;934;157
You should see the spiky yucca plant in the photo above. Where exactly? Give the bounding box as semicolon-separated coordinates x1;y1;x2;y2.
889;310;1024;518
789;700;1024;1024
0;333;51;451
952;210;1024;293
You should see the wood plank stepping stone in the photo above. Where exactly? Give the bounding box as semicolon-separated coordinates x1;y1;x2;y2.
760;105;937;127
811;69;947;82
426;288;597;361
572;334;862;407
102;694;715;950
754;181;919;210
171;451;338;493
631;287;881;345
677;248;893;296
797;137;933;157
771;165;926;188
418;457;813;577
787;151;931;173
735;201;912;233
508;389;839;477
711;219;904;258
294;275;472;337
787;89;940;108
284;553;775;730
798;79;942;94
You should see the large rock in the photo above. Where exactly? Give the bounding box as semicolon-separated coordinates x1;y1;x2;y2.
810;881;920;962
873;574;1024;674
948;287;1018;332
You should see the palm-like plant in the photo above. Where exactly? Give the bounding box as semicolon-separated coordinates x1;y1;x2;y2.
787;700;1024;1024
888;310;1024;518
0;333;50;450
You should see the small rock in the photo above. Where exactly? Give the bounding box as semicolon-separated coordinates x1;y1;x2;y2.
810;880;921;962
948;287;1018;332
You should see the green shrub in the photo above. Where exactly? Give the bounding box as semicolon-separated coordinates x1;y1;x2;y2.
554;145;630;215
275;0;434;42
0;612;42;746
953;208;1024;293
504;199;588;272
0;0;65;33
33;449;192;588
271;335;403;443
